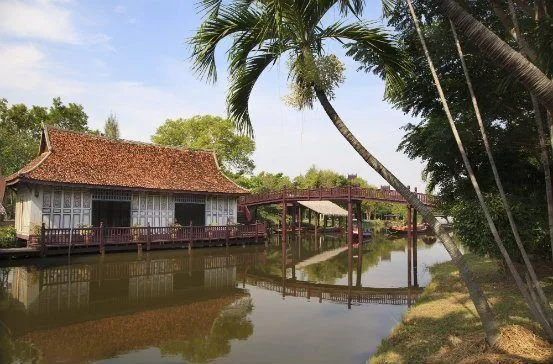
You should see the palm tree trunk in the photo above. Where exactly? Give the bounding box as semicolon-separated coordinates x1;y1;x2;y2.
406;0;553;339
450;20;552;318
313;87;499;345
436;0;553;111
533;95;553;264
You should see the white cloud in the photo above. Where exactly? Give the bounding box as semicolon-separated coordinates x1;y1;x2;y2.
114;5;126;14
0;0;113;50
0;0;79;43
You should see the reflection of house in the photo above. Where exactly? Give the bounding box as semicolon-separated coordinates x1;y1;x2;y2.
7;251;264;318
5;126;247;239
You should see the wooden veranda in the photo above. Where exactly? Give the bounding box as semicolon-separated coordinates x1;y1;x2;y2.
0;223;267;258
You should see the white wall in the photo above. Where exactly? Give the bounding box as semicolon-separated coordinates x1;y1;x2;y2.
205;196;237;225
15;186;42;236
15;185;240;235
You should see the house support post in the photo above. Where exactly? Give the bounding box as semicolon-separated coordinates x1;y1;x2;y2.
99;222;105;255
146;223;151;251
40;223;46;258
188;222;193;253
226;225;230;247
407;204;412;287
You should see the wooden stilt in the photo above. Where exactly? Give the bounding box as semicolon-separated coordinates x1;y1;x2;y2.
99;222;105;255
356;201;363;245
413;188;418;287
314;212;319;249
407;204;412;287
281;199;287;243
298;205;302;238
347;200;353;309
40;223;46;258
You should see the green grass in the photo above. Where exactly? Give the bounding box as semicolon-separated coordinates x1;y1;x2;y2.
370;254;553;363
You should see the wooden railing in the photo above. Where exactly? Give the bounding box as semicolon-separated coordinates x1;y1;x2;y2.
39;223;267;250
239;187;434;206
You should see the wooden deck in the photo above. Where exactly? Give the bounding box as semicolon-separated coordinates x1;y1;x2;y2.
239;186;434;207
1;223;267;259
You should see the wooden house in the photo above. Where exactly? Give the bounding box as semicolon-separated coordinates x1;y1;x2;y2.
5;125;248;240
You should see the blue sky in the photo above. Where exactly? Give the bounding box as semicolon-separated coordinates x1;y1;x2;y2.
0;0;426;190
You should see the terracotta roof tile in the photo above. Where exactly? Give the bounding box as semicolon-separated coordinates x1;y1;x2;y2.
6;126;247;194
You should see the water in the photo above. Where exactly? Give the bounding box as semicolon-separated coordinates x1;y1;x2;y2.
0;233;451;364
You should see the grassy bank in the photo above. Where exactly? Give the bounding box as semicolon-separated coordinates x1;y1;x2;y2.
370;254;553;363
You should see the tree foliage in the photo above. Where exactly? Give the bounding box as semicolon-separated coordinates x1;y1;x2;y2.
151;115;255;176
383;0;551;259
0;97;93;218
0;97;90;176
104;113;120;139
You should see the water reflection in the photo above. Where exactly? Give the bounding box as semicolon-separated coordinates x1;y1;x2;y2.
0;232;450;364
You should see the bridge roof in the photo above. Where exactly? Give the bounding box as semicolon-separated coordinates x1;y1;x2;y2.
298;200;348;216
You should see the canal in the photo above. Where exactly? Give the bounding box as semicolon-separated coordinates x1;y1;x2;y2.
0;232;452;363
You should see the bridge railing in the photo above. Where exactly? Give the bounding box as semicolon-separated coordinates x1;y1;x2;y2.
239;187;434;206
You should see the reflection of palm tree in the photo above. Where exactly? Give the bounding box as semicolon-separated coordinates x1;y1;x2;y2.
160;297;254;363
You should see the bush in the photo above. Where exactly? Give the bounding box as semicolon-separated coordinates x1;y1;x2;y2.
451;193;550;261
0;226;16;248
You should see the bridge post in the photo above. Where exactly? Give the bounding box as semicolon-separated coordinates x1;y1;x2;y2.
356;201;363;246
413;188;418;287
314;212;319;250
281;198;287;245
298;205;302;238
407;204;412;287
347;200;353;310
292;204;297;236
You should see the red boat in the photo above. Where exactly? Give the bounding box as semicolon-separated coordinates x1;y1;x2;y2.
388;223;429;235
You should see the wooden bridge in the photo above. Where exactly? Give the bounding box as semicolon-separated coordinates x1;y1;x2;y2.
245;272;423;306
239;186;434;208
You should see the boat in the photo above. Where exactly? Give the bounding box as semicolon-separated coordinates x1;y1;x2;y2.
388;223;429;235
353;219;372;239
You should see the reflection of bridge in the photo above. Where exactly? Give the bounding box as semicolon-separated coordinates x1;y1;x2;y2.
245;273;423;306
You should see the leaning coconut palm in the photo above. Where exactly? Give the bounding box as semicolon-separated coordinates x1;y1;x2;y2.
436;0;553;112
450;21;553;329
191;0;498;343
405;0;553;339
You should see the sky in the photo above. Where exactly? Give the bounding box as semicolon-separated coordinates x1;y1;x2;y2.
0;0;426;190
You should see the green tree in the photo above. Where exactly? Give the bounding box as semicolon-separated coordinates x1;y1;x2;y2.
0;97;90;176
104;113;120;139
0;97;92;218
191;0;497;342
151;115;255;176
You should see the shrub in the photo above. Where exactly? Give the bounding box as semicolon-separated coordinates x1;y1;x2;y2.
450;193;550;261
0;226;16;248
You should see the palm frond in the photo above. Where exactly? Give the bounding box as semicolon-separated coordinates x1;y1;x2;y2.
316;21;411;93
227;47;282;136
190;3;263;82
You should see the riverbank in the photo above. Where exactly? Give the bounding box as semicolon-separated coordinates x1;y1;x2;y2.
370;254;553;363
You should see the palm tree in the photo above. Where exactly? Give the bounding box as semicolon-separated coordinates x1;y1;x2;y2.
437;0;553;112
449;20;553;335
405;0;553;340
191;0;498;343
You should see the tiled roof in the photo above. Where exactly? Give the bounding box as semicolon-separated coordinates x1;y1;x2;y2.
6;126;248;195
